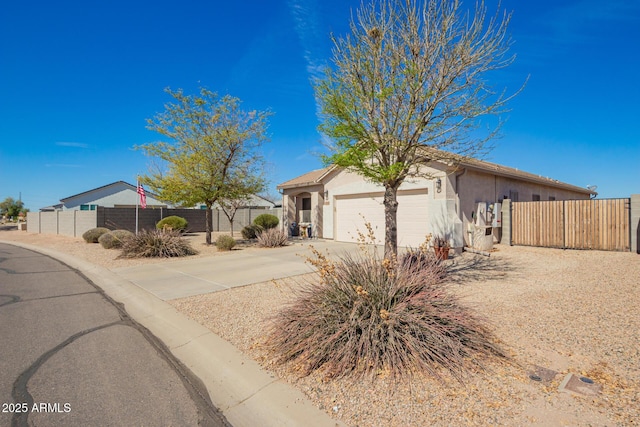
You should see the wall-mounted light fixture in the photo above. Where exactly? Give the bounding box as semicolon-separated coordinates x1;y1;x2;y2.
436;177;442;193
324;190;328;200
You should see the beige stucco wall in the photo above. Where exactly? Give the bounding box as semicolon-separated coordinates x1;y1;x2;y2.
58;211;76;236
454;168;591;245
40;211;59;234
26;212;40;233
282;164;459;244
281;163;591;247
320;165;461;243
282;184;324;237
27;210;98;237
322;169;429;240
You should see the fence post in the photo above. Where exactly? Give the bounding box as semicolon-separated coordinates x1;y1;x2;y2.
631;194;640;254
501;199;511;245
562;200;566;250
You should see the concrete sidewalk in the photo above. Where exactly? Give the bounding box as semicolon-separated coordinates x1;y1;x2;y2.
3;239;346;427
111;239;363;300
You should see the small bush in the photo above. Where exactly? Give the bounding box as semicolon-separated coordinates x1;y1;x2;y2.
98;229;134;249
216;235;236;251
267;247;504;380
257;228;288;248
241;224;264;240
156;216;188;232
82;227;110;243
253;213;279;230
119;229;197;258
400;247;447;281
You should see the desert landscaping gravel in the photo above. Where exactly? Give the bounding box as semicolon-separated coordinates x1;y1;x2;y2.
2;229;638;426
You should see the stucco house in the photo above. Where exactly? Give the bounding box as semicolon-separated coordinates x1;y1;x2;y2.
43;181;278;212
195;194;279;210
278;155;595;249
43;181;167;211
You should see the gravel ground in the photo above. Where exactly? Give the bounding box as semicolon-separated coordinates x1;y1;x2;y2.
0;229;251;268
2;228;639;426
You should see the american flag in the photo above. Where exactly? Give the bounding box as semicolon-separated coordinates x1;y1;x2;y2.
137;183;147;209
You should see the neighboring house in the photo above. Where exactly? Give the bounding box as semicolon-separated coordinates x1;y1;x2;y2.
43;181;279;213
44;181;168;211
31;181;281;236
39;203;63;212
278;156;595;248
196;194;280;210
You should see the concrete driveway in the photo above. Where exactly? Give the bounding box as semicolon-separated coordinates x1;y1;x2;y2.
111;239;364;300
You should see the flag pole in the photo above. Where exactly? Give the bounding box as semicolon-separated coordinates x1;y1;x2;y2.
135;177;139;235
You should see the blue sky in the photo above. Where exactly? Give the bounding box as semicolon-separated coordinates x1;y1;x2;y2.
1;0;638;211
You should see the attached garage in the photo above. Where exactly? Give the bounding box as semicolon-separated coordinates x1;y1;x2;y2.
278;158;595;251
334;189;429;247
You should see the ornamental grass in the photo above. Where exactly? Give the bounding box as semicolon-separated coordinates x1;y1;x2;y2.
257;227;289;248
119;229;198;258
267;235;505;381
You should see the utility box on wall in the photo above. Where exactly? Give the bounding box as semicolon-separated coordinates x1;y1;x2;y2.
491;202;502;227
470;202;503;251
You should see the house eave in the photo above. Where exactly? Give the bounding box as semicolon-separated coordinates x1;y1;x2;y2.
278;181;324;191
277;166;338;191
459;162;595;196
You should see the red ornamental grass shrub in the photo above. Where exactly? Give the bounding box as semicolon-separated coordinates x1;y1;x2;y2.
119;229;197;258
257;228;288;248
267;246;505;380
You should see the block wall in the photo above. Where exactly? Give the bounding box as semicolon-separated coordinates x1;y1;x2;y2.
26;207;282;237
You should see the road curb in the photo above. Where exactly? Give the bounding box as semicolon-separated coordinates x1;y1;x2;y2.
1;240;344;427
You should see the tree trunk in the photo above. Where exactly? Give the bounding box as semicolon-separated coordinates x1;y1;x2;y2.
229;220;234;237
205;204;213;245
383;185;399;260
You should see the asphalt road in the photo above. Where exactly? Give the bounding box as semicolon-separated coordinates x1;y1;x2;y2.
0;243;230;427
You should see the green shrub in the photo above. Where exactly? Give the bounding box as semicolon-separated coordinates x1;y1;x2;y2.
257;228;288;248
98;229;134;249
253;213;279;230
156;216;188;232
82;227;110;243
267;247;504;380
119;229;197;258
241;224;264;240
215;234;236;251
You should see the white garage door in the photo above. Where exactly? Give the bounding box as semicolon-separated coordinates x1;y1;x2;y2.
335;189;429;247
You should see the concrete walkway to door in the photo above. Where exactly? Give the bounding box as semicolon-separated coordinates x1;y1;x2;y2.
110;239;365;300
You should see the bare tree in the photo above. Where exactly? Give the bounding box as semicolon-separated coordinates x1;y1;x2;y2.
315;0;520;258
218;176;263;237
219;197;247;237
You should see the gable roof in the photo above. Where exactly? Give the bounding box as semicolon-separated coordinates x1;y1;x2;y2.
277;166;336;190
60;181;159;202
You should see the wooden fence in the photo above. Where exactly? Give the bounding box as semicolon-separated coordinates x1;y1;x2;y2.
512;198;630;251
